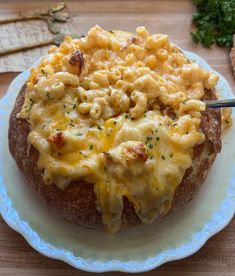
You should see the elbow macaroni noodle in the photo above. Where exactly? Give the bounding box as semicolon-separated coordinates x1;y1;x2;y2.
18;25;231;233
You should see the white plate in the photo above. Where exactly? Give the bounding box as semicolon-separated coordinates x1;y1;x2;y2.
0;51;235;273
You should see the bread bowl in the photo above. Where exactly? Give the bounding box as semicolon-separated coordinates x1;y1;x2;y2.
8;26;231;233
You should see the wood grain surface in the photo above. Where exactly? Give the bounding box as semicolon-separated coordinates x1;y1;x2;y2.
0;1;234;275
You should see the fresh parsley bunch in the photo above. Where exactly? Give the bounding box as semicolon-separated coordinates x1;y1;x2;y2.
191;0;235;48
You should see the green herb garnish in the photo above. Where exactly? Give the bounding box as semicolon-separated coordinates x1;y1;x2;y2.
41;68;47;75
148;144;154;149
191;0;235;48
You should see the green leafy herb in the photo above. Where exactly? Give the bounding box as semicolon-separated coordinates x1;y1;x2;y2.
26;101;34;113
41;124;47;129
89;144;94;150
161;155;165;160
148;144;154;149
191;0;235;48
41;68;47;75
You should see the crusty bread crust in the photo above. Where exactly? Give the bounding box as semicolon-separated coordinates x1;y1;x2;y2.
8;85;221;229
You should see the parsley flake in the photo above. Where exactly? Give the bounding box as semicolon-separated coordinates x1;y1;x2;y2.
41;68;47;75
191;0;235;48
148;144;154;149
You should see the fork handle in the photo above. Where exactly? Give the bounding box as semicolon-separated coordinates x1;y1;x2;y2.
0;39;53;56
204;99;235;108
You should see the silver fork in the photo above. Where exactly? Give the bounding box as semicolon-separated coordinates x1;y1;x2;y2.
204;99;235;108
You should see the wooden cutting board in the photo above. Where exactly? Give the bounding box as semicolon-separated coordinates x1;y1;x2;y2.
0;1;234;275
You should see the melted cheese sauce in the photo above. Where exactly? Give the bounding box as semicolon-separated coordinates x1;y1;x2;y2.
18;26;223;233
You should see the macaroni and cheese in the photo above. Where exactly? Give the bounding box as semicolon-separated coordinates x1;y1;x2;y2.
18;26;226;233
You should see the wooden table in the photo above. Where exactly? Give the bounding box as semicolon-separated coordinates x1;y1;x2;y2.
0;1;234;275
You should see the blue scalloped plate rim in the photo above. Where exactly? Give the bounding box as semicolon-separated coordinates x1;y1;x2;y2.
0;51;234;273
